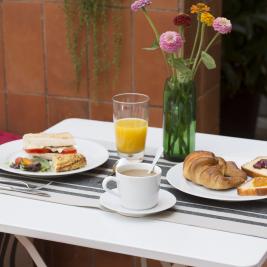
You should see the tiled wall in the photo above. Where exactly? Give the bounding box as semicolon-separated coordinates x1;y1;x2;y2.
0;0;221;135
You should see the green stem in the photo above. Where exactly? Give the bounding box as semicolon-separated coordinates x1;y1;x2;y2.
192;23;205;73
178;26;184;58
193;32;220;78
189;14;200;63
141;7;169;72
142;7;159;40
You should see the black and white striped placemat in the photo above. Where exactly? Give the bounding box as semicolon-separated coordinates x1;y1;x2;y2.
0;150;266;239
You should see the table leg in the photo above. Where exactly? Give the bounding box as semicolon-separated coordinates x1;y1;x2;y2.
15;235;47;267
140;257;148;267
160;262;186;267
141;258;186;267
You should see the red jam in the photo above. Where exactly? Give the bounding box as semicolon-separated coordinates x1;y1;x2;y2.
253;159;267;169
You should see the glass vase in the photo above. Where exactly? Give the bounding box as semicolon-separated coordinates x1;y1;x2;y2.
163;77;196;161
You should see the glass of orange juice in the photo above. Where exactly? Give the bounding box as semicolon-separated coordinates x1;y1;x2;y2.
113;93;149;161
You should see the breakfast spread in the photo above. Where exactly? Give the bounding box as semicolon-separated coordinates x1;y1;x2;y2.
183;151;247;190
182;151;267;196
10;132;87;172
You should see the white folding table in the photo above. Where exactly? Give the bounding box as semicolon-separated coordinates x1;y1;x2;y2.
0;118;266;267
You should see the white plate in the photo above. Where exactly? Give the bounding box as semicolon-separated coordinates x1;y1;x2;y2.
100;189;176;217
0;139;109;177
166;163;267;201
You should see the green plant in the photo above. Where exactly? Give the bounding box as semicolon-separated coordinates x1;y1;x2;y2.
63;0;122;91
222;0;267;98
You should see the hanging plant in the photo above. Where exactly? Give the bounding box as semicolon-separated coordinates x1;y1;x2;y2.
63;0;122;93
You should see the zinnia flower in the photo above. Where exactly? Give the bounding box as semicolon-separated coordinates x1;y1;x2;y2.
191;3;210;14
159;31;184;53
200;12;215;26
213;17;232;34
131;0;152;12
173;14;192;27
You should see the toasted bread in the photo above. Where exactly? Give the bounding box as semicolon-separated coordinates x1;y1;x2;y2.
237;177;267;196
52;153;86;172
241;157;267;178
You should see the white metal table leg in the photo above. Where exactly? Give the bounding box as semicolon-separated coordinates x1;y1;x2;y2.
160;262;186;267
15;235;47;267
140;257;148;267
141;259;186;267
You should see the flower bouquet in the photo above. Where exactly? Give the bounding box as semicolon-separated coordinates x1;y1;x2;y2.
131;1;232;161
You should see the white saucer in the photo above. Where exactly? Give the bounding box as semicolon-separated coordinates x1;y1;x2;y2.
100;189;176;217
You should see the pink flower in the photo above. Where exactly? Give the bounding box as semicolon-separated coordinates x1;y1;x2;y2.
131;0;152;12
213;17;232;34
159;31;184;53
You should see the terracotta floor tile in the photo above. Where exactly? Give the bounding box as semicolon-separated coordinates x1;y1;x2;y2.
134;11;178;106
3;2;45;94
51;242;92;267
88;8;132;101
93;249;133;267
45;2;88;98
90;101;113;122
0;92;6;130
7;94;47;135
149;106;162;128
48;97;89;127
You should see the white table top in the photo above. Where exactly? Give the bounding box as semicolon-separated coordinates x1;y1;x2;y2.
1;118;267;267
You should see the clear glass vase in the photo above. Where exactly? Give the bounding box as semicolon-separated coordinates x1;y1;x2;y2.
163;76;196;161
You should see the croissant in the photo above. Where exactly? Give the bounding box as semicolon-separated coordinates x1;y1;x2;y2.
183;151;247;190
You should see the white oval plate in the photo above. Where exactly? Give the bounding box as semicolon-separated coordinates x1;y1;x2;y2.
166;163;267;201
100;189;176;217
0;139;109;177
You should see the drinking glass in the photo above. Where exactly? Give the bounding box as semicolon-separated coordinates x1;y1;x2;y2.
113;93;149;162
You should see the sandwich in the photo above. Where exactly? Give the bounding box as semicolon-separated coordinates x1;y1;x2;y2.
237;177;267;196
23;132;77;160
52;153;87;172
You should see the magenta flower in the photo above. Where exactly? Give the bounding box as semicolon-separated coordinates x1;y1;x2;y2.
213;17;232;34
131;0;152;12
159;31;184;53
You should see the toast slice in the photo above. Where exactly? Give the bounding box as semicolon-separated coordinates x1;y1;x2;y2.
241;157;267;178
52;153;86;172
237;177;267;196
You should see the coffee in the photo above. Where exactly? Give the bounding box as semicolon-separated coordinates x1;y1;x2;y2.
120;169;156;177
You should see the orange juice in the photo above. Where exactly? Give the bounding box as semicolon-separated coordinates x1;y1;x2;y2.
115;118;148;154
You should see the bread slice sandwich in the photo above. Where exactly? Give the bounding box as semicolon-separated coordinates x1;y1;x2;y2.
52;153;87;172
241;157;267;178
23;132;76;160
237;177;267;196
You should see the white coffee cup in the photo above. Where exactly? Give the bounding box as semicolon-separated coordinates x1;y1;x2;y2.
102;163;161;210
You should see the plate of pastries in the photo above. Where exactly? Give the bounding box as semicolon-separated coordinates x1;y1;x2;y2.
166;150;267;201
0;132;109;177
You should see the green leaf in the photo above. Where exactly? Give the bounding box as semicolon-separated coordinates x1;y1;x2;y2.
143;39;159;51
168;58;192;74
201;51;216;70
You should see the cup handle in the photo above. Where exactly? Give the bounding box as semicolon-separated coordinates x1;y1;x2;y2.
102;176;120;197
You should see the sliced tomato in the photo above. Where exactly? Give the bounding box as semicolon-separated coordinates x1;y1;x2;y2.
61;148;77;154
25;148;52;154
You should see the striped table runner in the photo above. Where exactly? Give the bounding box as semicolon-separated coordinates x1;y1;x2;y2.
0;150;266;239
